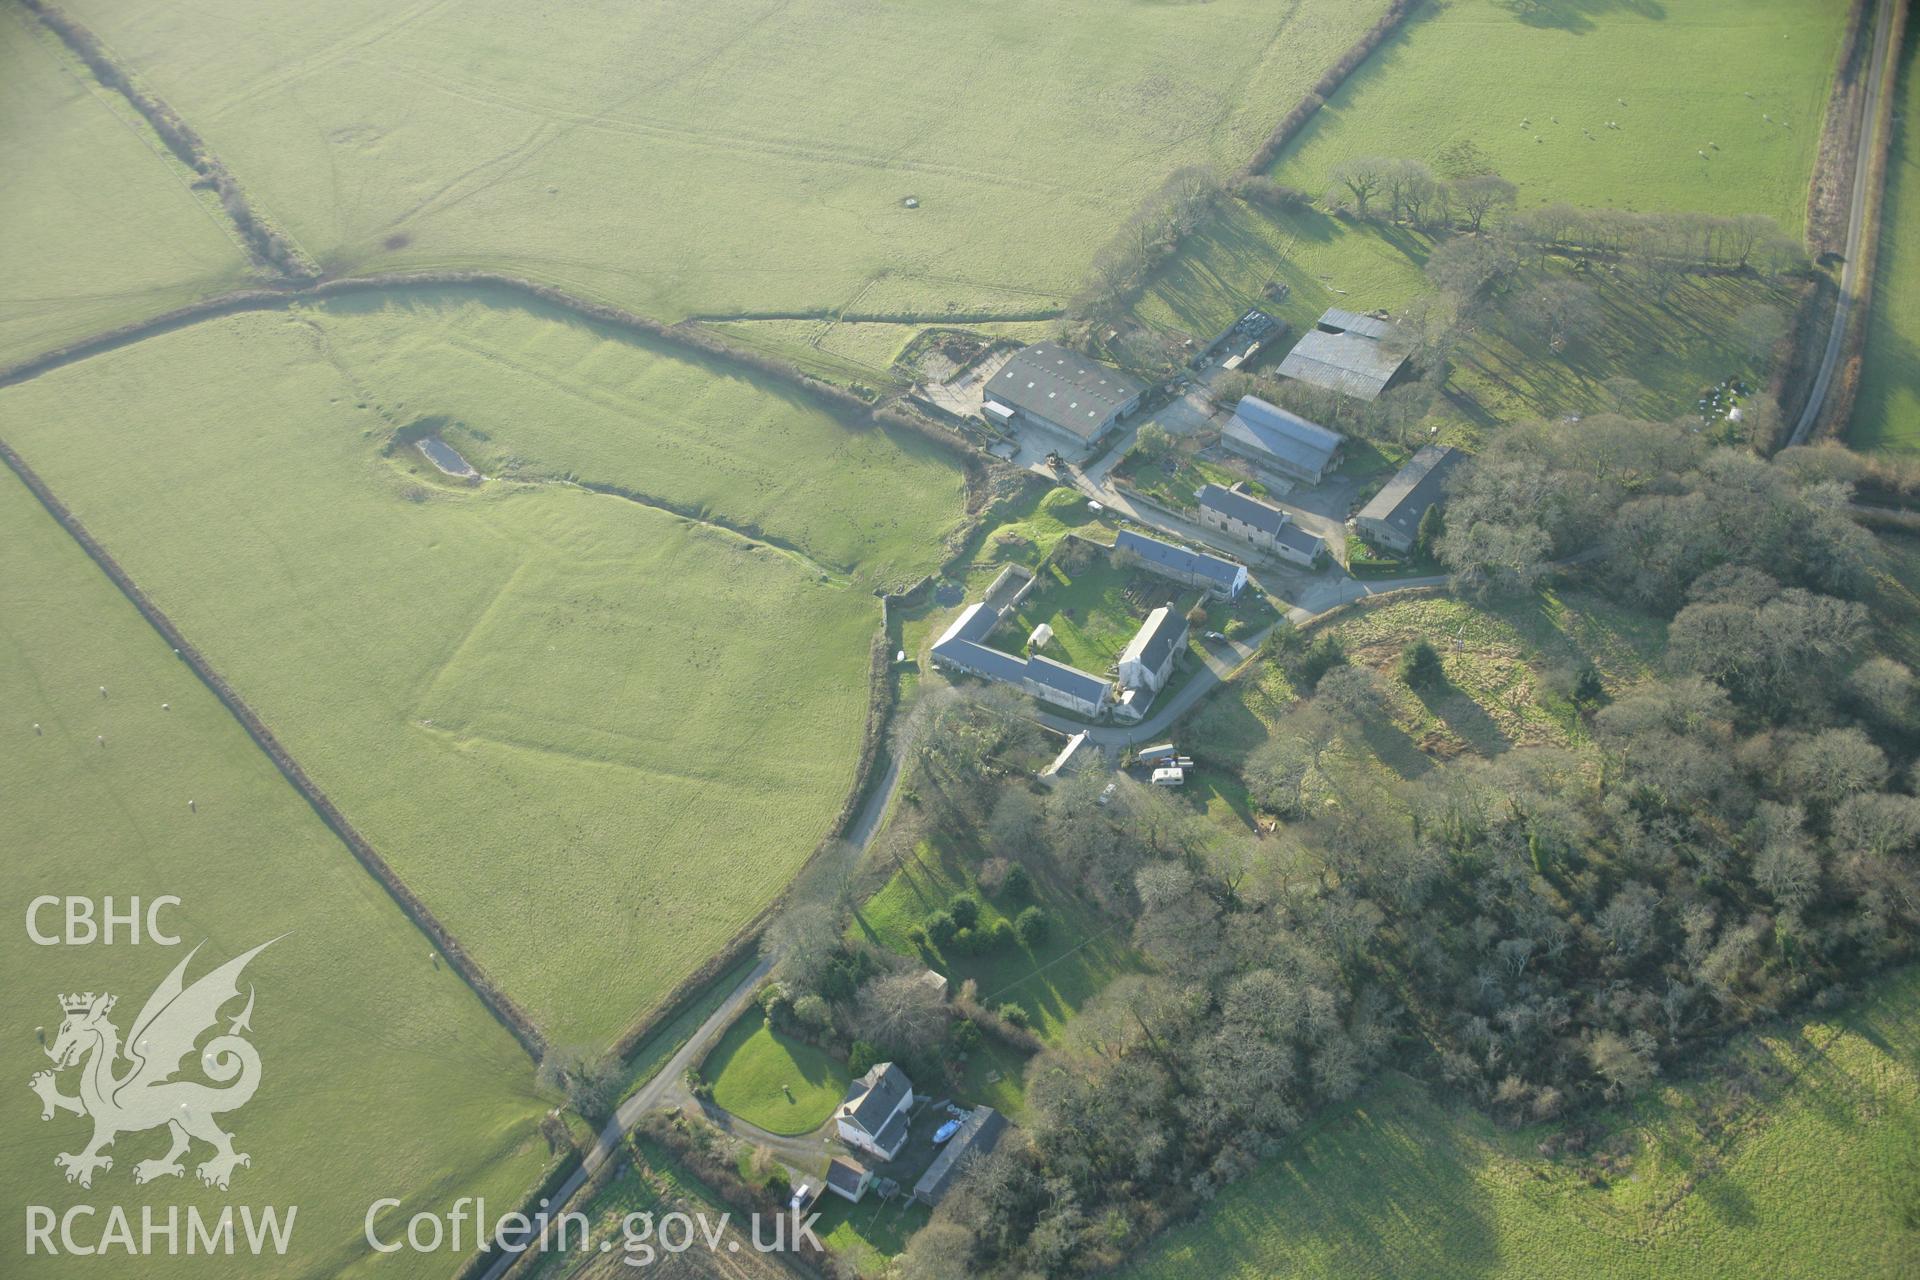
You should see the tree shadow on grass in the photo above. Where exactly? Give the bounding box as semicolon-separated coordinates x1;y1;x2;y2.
1495;0;1667;36
1415;683;1512;756
1356;711;1434;780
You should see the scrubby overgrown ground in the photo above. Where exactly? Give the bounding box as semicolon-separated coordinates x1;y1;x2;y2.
0;469;554;1278
1127;966;1920;1280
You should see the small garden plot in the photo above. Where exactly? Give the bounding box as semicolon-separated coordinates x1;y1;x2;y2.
704;1013;850;1135
1002;540;1196;677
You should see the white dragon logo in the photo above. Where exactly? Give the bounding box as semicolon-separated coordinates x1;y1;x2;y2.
29;938;277;1191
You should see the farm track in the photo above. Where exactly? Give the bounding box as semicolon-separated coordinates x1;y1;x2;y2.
1793;0;1901;444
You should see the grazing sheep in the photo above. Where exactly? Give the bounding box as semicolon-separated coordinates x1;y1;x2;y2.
99;686;108;698
161;702;170;711
33;723;42;735
96;735;104;747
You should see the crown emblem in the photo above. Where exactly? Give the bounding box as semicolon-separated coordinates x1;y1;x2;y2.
60;992;113;1016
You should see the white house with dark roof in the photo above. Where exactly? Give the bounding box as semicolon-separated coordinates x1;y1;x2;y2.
982;342;1145;452
1355;444;1460;554
1277;308;1412;403
1220;396;1345;485
1117;605;1188;694
1114;529;1248;600
836;1062;914;1162
1195;483;1326;568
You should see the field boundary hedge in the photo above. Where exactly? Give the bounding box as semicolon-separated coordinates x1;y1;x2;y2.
1236;0;1425;179
0;436;547;1060
23;0;318;281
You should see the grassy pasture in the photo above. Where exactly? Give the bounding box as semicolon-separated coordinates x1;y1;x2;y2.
703;1015;849;1136
1853;19;1920;453
60;0;1391;322
1270;0;1850;234
1127;966;1920;1280
0;305;900;1048
0;6;253;365
0;470;552;1279
306;288;966;587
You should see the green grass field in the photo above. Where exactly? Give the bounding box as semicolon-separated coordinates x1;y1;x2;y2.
1271;0;1850;233
303;287;966;586
58;0;1391;324
0;469;553;1279
1852;18;1920;453
703;1015;849;1135
1128;966;1920;1279
0;6;253;365
0;302;913;1048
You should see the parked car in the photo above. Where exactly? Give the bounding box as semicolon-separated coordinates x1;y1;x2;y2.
1097;782;1118;806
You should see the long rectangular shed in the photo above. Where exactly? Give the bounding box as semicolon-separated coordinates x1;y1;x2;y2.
1220;396;1344;485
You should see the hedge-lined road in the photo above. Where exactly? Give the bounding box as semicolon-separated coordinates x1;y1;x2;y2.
1791;0;1899;445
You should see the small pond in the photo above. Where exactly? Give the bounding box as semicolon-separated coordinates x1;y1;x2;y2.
416;436;477;478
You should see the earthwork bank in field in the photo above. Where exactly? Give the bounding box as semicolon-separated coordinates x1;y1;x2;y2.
56;0;1392;321
0;468;552;1278
0;291;965;1047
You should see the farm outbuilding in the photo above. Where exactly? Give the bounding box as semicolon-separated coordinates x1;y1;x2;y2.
912;1106;1009;1207
1276;308;1413;403
1355;444;1461;554
982;343;1145;452
1220;396;1345;485
1115;529;1248;600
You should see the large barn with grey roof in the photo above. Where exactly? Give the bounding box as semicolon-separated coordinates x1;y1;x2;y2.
1220;396;1345;486
982;342;1145;452
1277;308;1413;403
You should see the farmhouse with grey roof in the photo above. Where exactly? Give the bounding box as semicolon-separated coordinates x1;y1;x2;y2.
982;342;1145;451
913;1106;1009;1207
1356;444;1461;554
1115;529;1249;600
1117;605;1187;695
1220;396;1345;485
836;1062;915;1161
1195;483;1326;568
1276;308;1412;403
